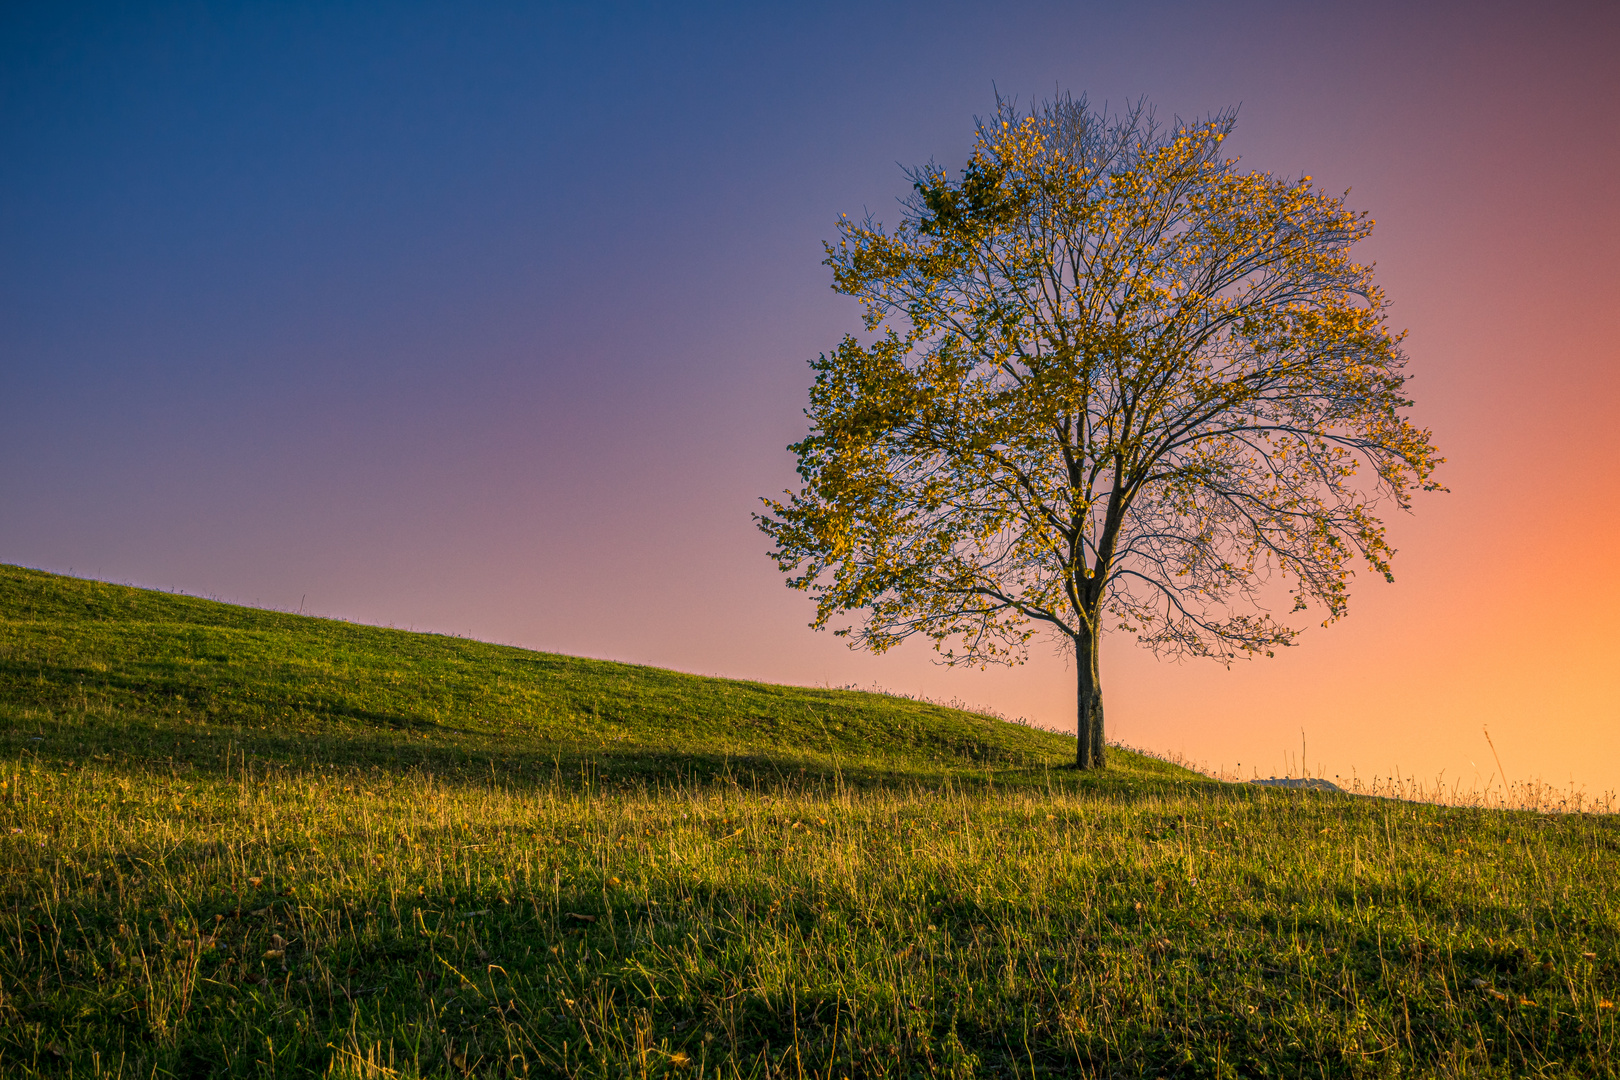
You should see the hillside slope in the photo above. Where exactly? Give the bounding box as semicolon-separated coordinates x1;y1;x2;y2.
0;563;1187;787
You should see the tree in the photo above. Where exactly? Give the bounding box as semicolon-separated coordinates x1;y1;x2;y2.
757;95;1443;769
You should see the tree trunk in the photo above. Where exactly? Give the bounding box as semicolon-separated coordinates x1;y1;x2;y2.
1075;629;1106;770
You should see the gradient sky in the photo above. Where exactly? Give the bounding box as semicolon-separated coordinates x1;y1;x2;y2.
4;1;1617;795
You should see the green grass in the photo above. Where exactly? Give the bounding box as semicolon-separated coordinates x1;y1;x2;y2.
2;563;1617;1078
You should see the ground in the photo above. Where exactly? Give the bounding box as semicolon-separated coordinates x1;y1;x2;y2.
2;564;1616;1078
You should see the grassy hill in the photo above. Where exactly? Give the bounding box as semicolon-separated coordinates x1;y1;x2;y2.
0;562;1177;785
2;564;1617;1078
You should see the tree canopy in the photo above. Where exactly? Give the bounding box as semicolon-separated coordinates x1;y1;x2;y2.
759;94;1443;768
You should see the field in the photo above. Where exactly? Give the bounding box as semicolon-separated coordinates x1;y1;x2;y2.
2;564;1617;1078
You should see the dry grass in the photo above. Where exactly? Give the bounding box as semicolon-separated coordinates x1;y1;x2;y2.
1119;743;1618;816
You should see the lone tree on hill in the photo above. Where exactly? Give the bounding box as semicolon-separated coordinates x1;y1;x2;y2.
758;94;1443;769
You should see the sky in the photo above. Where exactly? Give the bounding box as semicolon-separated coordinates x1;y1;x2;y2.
3;0;1617;796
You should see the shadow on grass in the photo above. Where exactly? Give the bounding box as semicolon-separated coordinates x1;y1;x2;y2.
0;707;1213;802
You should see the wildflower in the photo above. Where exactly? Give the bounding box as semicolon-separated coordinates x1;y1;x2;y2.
670;1051;691;1068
